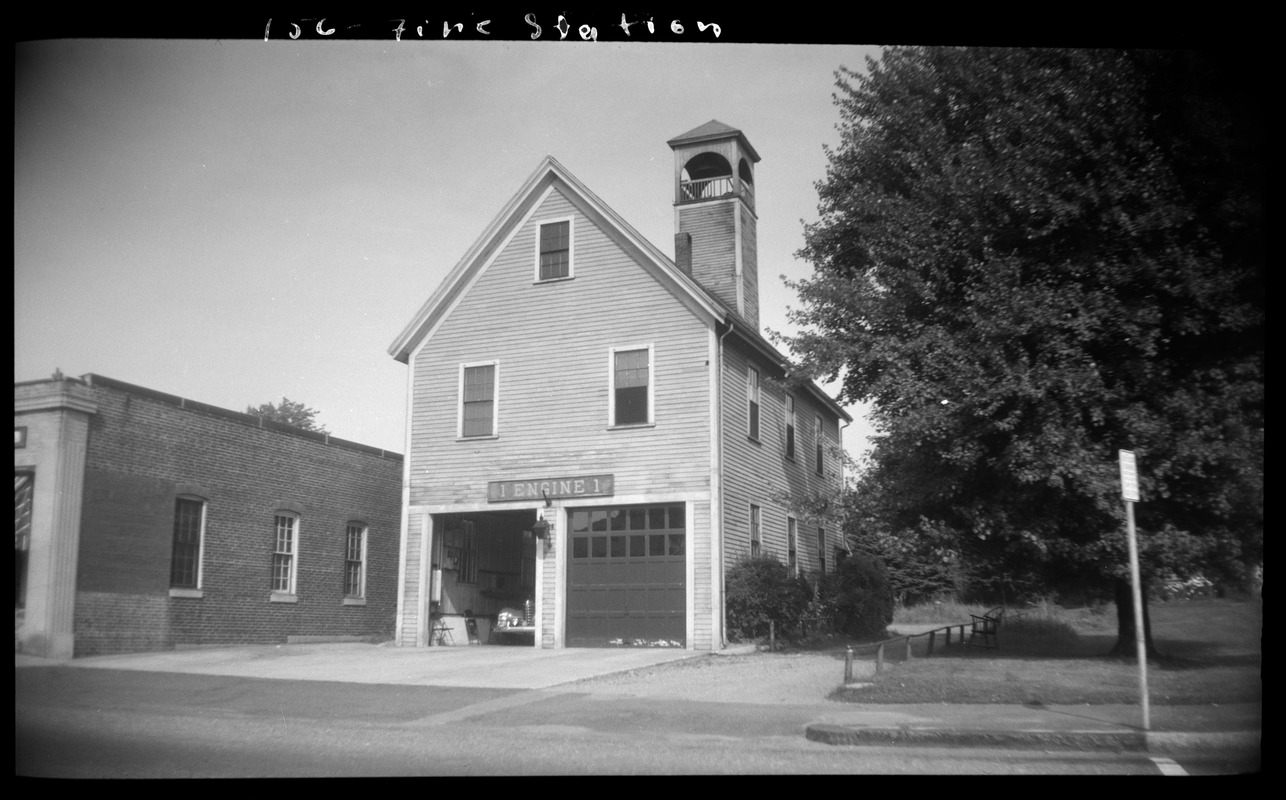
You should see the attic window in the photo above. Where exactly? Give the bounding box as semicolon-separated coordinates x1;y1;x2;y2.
537;219;572;281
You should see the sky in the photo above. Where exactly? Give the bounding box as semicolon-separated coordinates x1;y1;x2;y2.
15;33;883;462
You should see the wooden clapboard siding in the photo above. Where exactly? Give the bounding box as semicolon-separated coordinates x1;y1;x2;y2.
739;202;759;330
719;342;843;578
408;186;713;504
398;514;423;646
678;202;737;313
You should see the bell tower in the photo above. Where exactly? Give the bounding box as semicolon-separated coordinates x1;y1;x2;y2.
668;120;761;330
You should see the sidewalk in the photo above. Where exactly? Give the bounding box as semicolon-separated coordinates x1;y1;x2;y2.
805;700;1261;756
16;640;1260;758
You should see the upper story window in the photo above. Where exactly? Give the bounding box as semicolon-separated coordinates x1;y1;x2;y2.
170;496;206;590
344;522;367;599
815;416;825;475
459;361;498;438
610;345;653;426
787;517;798;576
747;367;761;441
536;218;573;281
272;513;299;595
785;395;796;460
749;504;762;558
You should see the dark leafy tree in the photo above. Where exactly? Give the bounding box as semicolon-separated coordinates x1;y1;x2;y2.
785;48;1263;657
246;397;329;434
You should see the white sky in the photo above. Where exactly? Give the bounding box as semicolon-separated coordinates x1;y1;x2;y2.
15;38;881;463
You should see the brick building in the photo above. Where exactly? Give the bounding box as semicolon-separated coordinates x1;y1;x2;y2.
388;121;851;651
14;373;402;658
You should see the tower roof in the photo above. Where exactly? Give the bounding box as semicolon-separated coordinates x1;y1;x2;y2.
666;119;760;162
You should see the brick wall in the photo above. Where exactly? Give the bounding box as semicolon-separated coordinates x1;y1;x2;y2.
72;376;403;656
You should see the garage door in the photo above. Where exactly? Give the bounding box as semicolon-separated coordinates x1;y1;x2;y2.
566;504;685;647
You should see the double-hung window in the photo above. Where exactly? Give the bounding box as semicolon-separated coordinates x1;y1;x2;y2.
815;416;825;475
537;219;572;281
170;497;206;591
747;367;761;440
787;517;798;575
460;362;498;438
785;395;796;459
749;504;762;558
610;345;652;426
272;513;299;596
344;523;367;599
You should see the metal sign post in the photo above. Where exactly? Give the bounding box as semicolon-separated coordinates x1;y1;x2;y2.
1118;449;1149;730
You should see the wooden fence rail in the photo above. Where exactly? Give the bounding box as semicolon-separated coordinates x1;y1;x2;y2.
843;623;972;681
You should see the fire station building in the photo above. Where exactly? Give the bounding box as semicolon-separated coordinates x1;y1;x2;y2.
388;122;851;651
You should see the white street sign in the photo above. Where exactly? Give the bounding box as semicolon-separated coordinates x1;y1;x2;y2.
1119;449;1140;502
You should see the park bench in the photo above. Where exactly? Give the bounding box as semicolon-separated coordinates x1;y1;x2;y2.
967;606;1004;649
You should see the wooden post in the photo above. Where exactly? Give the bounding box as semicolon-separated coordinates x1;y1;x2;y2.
945;627;951;647
844;646;853;682
928;630;936;657
769;620;775;653
905;637;913;661
876;643;884;672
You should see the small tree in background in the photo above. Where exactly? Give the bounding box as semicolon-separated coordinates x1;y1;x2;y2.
816;553;895;640
246;397;329;434
725;557;813;641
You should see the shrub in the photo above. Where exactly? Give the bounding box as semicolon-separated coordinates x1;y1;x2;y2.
725;557;813;641
817;554;895;639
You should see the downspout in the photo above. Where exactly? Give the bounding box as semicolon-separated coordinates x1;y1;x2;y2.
716;318;734;648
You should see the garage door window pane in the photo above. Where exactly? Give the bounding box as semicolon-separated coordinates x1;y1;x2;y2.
573;537;588;558
650;534;665;556
591;537;607;557
630;535;646;557
668;534;685;556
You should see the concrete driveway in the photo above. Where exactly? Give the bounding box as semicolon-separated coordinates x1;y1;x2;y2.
15;641;706;689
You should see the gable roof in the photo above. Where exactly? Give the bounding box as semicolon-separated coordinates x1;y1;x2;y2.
386;156;849;423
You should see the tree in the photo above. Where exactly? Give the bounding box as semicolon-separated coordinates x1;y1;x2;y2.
246;397;329;434
785;48;1263;657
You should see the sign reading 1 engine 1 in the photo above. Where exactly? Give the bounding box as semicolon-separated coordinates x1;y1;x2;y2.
488;474;615;502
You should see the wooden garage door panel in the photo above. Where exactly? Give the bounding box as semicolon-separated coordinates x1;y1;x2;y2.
567;503;686;647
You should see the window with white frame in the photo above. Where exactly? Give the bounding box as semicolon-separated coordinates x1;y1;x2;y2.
610;345;652;426
459;362;498;438
787;517;798;575
344;522;367;599
749;504;762;558
272;513;299;595
815;416;825;475
785;394;796;460
170;496;206;589
536;218;572;281
747;367;761;440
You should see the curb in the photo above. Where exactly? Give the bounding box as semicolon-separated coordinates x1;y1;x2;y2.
805;724;1147;752
1145;731;1261;755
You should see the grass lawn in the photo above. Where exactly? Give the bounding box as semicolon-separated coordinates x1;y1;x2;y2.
829;597;1261;705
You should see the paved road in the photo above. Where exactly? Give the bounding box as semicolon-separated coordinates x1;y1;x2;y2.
15;665;1253;776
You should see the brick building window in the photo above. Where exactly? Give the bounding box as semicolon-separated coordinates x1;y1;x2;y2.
747;367;761;440
272;513;299;595
344;523;367;599
749;504;762;558
170;497;205;589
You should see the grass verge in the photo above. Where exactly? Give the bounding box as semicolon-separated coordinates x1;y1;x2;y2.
833;598;1261;705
